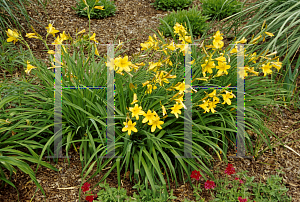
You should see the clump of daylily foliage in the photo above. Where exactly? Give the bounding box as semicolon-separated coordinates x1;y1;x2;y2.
6;20;282;136
5;19;284;200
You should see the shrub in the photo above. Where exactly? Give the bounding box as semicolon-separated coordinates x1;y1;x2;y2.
73;0;117;19
200;0;243;20
157;5;209;39
150;0;193;11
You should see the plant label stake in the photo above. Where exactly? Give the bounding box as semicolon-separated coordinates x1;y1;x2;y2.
229;43;253;160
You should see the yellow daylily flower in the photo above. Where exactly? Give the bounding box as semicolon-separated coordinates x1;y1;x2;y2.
174;82;186;93
174;92;184;103
247;66;259;76
131;93;138;105
140;42;152;50
207;98;219;113
201;59;215;77
94;44;99;56
89;33;98;43
6;29;20;44
250;35;262;44
213;31;224;49
249;52;258;63
166;42;176;51
52;36;63;45
199;100;210;113
146;84;157;94
60;31;68;41
176;44;191;56
170;102;183;118
230;46;237;54
129;104;145;120
135;62;145;66
142;81;150;87
25;33;39;39
142;110;156;124
77;29;86;35
214;56;226;62
47;50;55;54
261;62;273;76
208;90;217;98
216;61;231;75
235;37;247;44
173;22;187;37
221;91;234;105
148;116;164;132
148;61;162;72
179;35;192;44
115;56;132;73
122;120;137;136
271;58;282;71
25;61;37;75
46;24;59;37
265;32;274;37
94;6;104;10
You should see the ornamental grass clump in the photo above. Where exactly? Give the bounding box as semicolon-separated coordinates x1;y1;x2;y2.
222;0;300;107
1;17;291;201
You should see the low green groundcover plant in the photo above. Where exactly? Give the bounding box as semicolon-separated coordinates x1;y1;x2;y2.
157;5;209;38
151;0;193;11
73;0;117;19
191;164;292;202
200;0;243;20
81;180;178;201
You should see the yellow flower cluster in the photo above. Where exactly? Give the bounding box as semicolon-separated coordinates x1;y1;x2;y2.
122;104;164;135
198;89;236;114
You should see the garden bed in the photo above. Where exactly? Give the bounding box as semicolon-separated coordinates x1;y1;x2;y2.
0;0;300;201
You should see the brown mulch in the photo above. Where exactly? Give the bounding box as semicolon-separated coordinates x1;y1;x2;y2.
0;0;300;201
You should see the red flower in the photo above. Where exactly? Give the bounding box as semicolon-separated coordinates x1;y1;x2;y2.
85;193;97;202
235;177;239;180
81;182;91;192
85;195;94;202
204;180;216;190
224;163;235;175
238;196;247;202
239;180;244;184
190;170;202;181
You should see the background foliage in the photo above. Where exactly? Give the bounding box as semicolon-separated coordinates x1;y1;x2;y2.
151;0;193;11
